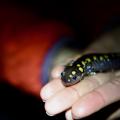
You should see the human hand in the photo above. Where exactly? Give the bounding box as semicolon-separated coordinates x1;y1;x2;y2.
40;65;120;119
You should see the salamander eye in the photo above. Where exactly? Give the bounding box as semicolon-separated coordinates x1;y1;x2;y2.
61;72;63;76
72;76;77;80
61;72;65;77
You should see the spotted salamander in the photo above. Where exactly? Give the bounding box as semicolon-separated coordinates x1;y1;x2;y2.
61;53;120;87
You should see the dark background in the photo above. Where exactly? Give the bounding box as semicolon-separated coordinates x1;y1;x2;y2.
4;1;120;42
0;1;120;120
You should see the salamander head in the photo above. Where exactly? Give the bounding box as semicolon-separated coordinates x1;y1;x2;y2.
61;66;84;87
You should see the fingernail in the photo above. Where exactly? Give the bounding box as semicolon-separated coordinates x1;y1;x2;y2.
66;110;73;120
46;111;54;116
72;106;86;119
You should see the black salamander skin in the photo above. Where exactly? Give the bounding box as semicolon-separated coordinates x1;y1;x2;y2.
61;53;120;87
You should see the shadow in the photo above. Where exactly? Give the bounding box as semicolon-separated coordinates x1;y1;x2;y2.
0;81;65;120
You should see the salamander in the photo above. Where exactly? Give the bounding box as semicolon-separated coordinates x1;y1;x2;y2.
61;53;120;87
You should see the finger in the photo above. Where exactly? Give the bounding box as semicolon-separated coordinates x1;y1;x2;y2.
106;109;120;120
44;73;113;116
40;78;65;101
51;66;64;79
71;76;120;119
65;109;73;120
45;87;79;116
41;65;65;101
72;73;114;97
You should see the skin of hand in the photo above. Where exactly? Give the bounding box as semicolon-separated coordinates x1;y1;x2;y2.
40;65;120;119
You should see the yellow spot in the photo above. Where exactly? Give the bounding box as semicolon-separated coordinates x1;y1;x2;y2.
69;74;73;78
93;56;97;60
81;61;86;66
68;79;71;82
72;71;76;75
77;64;81;67
79;67;83;72
100;56;104;61
104;55;109;61
104;55;109;59
85;58;91;62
